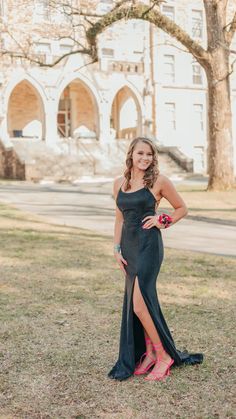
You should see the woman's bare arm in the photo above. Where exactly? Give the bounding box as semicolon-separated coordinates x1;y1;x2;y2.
113;177;124;246
142;175;188;229
113;177;127;274
160;175;188;225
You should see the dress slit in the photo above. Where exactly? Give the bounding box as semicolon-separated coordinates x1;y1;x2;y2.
133;273;174;358
130;274;146;365
132;275;158;338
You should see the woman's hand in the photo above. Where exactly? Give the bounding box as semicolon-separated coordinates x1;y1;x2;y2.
114;252;128;275
142;215;165;230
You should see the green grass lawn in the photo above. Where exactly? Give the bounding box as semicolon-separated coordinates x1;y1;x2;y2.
0;204;235;418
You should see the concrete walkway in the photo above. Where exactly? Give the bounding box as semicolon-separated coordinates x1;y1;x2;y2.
0;179;235;257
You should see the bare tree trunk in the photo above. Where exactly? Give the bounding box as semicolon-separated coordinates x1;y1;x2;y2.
203;0;235;190
206;64;234;190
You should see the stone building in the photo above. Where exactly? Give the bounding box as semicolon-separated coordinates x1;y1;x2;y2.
0;0;235;180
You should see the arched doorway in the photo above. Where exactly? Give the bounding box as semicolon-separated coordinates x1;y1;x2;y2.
7;80;45;139
57;80;99;140
111;86;141;140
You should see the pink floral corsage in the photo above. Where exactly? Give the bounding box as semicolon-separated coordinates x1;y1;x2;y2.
158;213;173;228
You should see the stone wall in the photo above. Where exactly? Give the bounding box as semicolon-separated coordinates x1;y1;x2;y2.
0;140;25;179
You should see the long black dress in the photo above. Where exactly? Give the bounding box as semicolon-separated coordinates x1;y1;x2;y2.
108;185;204;381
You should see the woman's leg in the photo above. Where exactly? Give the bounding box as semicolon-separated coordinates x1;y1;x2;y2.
133;276;172;374
144;330;153;354
133;276;161;344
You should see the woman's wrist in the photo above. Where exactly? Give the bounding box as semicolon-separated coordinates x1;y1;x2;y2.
157;213;173;229
114;243;121;253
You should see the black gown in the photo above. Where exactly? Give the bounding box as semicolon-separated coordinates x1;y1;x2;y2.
108;185;204;381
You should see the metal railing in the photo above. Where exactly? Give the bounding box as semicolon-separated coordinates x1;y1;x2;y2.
158;145;194;172
75;138;97;175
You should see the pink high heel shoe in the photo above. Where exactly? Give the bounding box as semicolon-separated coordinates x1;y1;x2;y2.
145;342;174;381
134;337;156;375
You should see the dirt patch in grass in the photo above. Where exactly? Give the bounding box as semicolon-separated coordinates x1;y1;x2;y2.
0;205;235;418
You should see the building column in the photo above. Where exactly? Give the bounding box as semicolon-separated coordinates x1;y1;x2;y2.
112;96;120;138
0;115;12;147
98;102;114;153
44;101;59;148
70;90;77;137
143;91;153;138
143;22;154;137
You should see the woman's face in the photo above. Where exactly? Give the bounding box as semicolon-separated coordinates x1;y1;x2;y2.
132;141;153;171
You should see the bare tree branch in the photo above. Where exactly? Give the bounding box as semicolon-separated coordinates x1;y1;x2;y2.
86;2;209;66
225;11;236;44
0;47;92;67
218;40;236;55
213;58;236;84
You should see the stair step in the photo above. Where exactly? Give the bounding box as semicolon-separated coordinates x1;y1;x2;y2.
8;138;191;182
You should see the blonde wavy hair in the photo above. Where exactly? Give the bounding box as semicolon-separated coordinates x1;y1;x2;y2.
123;137;159;191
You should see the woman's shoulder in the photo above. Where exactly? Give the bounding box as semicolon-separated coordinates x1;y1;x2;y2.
152;174;174;198
113;175;125;194
154;173;172;187
114;175;125;186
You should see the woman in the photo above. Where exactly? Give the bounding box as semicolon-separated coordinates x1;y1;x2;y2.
108;137;203;381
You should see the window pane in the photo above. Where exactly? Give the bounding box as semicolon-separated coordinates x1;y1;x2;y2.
192;10;203;38
101;48;114;57
162;5;175;20
192;62;203;84
35;42;51;54
60;44;73;54
34;0;51;21
165;102;176;130
194;104;203;130
164;55;175;83
96;0;113;14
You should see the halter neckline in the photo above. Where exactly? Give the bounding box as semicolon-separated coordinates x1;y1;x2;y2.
120;186;145;194
119;186;157;203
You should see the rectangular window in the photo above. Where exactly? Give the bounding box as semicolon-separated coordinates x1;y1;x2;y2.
194;104;204;130
192;10;203;38
34;0;51;22
96;0;113;14
101;48;114;57
192;61;203;84
165;102;176;130
35;42;51;54
162;5;175;21
60;44;73;54
164;55;175;83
